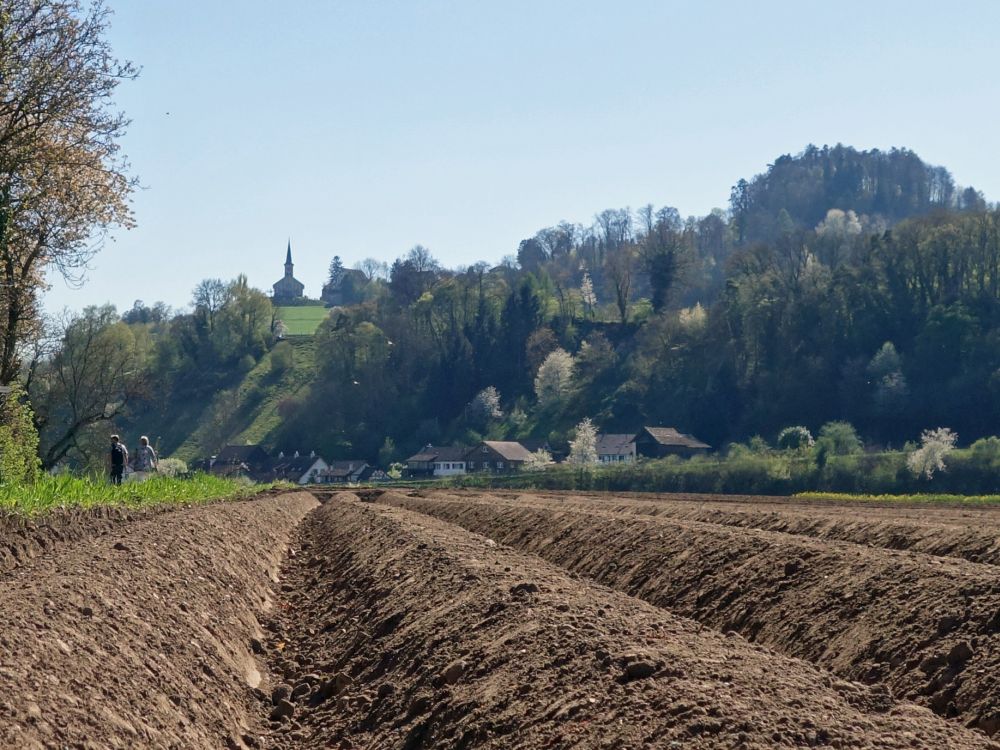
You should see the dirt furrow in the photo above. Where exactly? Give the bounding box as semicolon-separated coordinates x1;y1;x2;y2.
432;488;1000;566
0;491;317;749
255;493;998;749
533;492;1000;566
379;490;1000;736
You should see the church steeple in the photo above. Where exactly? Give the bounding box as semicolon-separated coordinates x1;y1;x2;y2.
273;238;305;303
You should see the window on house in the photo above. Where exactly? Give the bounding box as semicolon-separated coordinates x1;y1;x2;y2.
497;461;504;469
482;446;488;453
468;462;475;469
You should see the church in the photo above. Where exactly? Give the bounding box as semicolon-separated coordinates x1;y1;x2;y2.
272;241;305;303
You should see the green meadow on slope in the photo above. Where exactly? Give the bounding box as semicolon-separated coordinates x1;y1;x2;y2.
170;338;318;463
275;306;329;336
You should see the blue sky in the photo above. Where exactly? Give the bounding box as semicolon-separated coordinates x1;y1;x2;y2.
45;0;1000;313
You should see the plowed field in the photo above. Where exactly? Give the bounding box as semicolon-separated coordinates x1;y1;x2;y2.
2;488;999;748
377;489;1000;738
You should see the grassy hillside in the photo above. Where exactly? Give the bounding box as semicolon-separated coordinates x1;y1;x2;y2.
275;305;329;336
170;338;318;462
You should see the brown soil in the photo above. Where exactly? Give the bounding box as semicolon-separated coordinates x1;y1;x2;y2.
378;489;1000;735
504;490;1000;566
0;487;292;578
4;487;1000;748
0;505;162;577
257;494;999;749
0;491;317;749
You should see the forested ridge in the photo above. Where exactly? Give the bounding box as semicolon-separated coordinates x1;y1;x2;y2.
28;144;1000;470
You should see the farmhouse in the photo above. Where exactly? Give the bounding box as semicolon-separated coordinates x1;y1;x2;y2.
404;446;469;478
206;444;271;477
595;433;637;464
321;268;367;307
318;460;370;484
634;426;711;459
465;441;533;473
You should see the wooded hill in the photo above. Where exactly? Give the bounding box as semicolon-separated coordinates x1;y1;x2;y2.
28;144;1000;471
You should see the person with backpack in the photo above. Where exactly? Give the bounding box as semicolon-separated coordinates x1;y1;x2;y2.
131;435;158;481
109;434;128;485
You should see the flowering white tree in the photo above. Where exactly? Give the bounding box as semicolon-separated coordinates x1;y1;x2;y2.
580;272;597;317
467;386;502;426
907;427;958;479
534;349;574;407
777;426;814;451
524;448;553;471
568;417;598;465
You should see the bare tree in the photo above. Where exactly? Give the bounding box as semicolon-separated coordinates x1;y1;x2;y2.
406;244;440;273
605;245;635;323
354;257;389;282
30;305;146;468
0;0;137;384
192;278;229;332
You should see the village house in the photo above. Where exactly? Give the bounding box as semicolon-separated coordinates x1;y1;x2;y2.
595;433;637;464
465;441;533;473
358;466;392;483
633;426;711;459
317;460;369;484
265;451;329;485
321;267;368;307
404;446;469;478
202;444;271;479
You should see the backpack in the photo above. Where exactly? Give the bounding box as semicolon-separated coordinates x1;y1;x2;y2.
110;443;126;468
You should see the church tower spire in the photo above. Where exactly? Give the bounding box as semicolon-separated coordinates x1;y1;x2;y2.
285;239;293;278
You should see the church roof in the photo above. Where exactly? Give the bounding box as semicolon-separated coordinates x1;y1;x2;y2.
286;240;292;265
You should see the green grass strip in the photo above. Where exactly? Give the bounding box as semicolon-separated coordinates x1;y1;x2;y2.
274;305;328;335
0;474;291;516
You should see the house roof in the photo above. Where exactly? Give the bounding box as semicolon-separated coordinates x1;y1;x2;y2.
595;434;636;455
640;427;711;450
327;460;368;472
480;441;533;462
268;455;325;474
433;446;471;462
406;445;469;463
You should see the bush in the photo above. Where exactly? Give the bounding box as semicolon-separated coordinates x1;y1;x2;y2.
816;421;862;455
271;341;294;374
238;354;257;374
0;385;40;486
157;458;187;477
777;426;814;451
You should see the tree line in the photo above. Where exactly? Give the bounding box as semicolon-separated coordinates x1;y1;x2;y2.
21;144;996;472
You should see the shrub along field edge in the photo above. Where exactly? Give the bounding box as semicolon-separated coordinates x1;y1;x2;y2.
439;446;1000;499
0;474;289;516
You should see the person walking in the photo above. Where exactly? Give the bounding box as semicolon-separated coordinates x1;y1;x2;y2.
109;435;128;485
132;435;158;481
